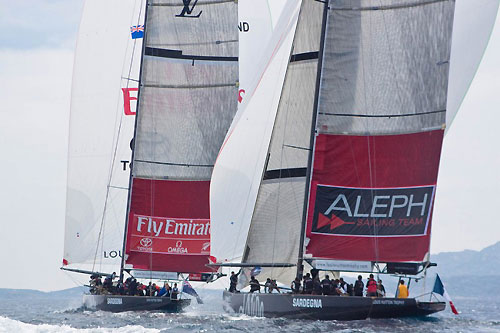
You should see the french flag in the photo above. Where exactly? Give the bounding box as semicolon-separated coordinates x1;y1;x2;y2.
433;274;459;315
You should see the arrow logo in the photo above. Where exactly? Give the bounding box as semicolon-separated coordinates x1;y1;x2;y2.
316;213;355;231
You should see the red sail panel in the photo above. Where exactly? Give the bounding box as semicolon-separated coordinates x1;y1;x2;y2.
305;130;444;262
125;178;214;273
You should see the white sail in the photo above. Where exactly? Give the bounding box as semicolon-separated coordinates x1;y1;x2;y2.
446;0;500;131
238;0;286;104
63;0;145;272
210;0;302;263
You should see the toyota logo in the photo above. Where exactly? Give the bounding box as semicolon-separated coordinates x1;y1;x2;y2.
140;238;152;247
176;240;183;248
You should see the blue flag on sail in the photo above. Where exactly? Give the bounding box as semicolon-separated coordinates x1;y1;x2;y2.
183;281;203;304
130;25;144;39
432;274;458;315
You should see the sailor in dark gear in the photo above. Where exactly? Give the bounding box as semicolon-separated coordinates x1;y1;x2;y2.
321;275;332;295
303;273;313;294
103;275;113;293
249;276;261;293
291;277;301;293
171;283;179;300
313;275;322;295
354;275;364;297
338;277;347;294
128;278;138;296
271;279;281;293
347;283;354;296
264;278;272;293
229;271;240;293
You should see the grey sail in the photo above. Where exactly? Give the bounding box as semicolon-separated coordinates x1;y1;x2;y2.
133;0;238;180
318;0;454;135
242;0;324;284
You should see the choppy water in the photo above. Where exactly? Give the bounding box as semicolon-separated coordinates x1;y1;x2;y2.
0;289;499;332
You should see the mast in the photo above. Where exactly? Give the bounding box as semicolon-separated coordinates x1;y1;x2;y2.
295;0;329;280
119;0;150;284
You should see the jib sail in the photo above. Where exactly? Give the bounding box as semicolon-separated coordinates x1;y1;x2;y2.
63;0;145;273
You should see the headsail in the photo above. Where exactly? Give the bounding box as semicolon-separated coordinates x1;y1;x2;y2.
63;0;145;273
210;0;302;264
446;0;500;131
124;0;238;274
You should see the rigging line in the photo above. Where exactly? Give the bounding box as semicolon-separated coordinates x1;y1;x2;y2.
135;159;214;167
151;0;234;6
142;83;236;89
319;109;446;118
329;0;449;11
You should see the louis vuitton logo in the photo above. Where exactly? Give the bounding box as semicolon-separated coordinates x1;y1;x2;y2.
176;0;202;18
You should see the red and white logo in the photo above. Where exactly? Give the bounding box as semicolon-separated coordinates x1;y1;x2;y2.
140;238;152;247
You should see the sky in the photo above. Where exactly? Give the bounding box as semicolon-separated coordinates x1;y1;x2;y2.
0;0;499;292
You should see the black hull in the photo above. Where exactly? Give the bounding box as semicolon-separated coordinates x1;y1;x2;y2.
223;291;445;321
83;294;191;313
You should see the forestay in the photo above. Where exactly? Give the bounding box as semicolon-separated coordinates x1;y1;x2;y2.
63;0;145;273
124;0;238;273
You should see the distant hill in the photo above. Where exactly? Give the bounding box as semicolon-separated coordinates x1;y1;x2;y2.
432;241;500;277
0;286;85;299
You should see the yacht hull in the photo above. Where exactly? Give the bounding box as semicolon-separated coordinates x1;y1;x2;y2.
223;291;445;320
83;294;191;312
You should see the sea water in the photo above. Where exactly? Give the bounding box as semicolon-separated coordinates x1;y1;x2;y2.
0;289;499;332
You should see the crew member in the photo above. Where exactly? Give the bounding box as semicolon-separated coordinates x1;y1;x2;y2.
321;275;332;295
249;276;261;293
397;280;409;299
265;278;272;293
366;274;378;297
171;283;179;300
354;275;364;296
302;273;313;294
291;277;301;293
229;271;240;293
377;279;386;297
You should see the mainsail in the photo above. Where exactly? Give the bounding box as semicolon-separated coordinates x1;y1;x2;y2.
63;0;145;273
211;0;464;284
123;0;238;274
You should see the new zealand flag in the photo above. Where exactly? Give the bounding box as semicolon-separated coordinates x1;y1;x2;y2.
130;25;144;39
